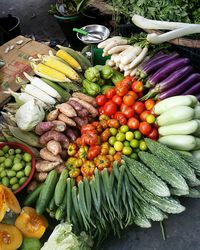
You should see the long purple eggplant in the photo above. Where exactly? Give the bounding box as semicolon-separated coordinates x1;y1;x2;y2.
158;73;200;99
183;82;200;95
146;57;190;88
140;53;179;78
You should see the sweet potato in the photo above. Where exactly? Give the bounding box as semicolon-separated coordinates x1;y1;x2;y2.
66;129;78;142
46;140;62;156
27;180;39;192
62;140;70;149
35;122;54;135
52;120;67;132
34;172;48;182
60;149;67;160
58;113;76;127
36;160;61;172
73;116;88;127
55;163;66;174
56;103;77;117
77;108;89;117
47;109;59;121
39;130;69;144
67;100;83;111
72;92;97;107
69;97;98;117
40;147;63;162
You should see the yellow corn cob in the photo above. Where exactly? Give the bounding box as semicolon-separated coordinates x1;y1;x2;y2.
31;62;71;83
56;49;82;72
42;56;81;82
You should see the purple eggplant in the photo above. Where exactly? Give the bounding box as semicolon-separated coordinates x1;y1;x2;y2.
158;73;200;99
183;82;200;95
141;53;179;78
146;57;190;88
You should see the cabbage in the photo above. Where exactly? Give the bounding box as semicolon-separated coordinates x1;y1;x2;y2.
41;222;93;250
15;99;45;131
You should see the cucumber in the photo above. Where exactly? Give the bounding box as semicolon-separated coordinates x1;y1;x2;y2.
66;178;73;223
145;138;197;182
48;197;57;211
36;170;58;214
55;203;66;221
123;156;170;197
41;78;70;102
138;151;189;191
54;169;68;206
23;184;43;206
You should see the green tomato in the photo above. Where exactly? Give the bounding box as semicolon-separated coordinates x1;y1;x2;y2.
109;136;117;146
130;153;139;160
16;171;25;178
109;147;116;156
0;157;5;163
0;170;7;178
13;158;21;164
130;139;139;149
23;153;32;162
134;130;142;140
19;177;27;185
0;150;4;156
12;183;20;191
12;163;23;171
123;141;130;147
109;127;118;136
7;170;16;177
120;125;129;133
139;141;148;151
4;158;12;168
15;148;22;154
10;177;18;185
15;154;22;159
114;141;123;152
2;145;9;153
146;114;156;124
122;146;133;155
116;132;126;142
2;177;9;187
25;165;32;177
8;149;15;155
125;131;134;141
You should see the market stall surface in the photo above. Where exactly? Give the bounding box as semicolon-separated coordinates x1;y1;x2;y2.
1;1;200;250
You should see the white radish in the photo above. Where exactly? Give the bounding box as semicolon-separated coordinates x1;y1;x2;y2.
120;46;142;65
130;68;138;77
98;36;121;49
23;72;61;100
108;45;131;55
124;69;132;76
106;59;115;67
128;47;148;69
124;63;132;71
119;63;125;71
104;39;128;54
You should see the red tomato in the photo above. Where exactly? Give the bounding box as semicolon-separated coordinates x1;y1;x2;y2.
139;122;152;135
112;95;123;106
123;94;135;106
81;124;95;135
133;101;145;114
131;81;144;93
114;112;127;125
124;107;135;118
140;110;151;121
147;127;159;140
120;103;128;112
96;95;107;106
145;99;155;111
103;101;117;116
137;92;144;98
127;117;140;130
116;86;129;96
121;76;135;86
105;88;116;99
127;91;138;100
98;106;105;115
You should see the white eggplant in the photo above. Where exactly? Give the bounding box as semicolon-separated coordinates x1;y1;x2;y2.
157;106;195;126
154;95;196;115
158;120;199;136
24;72;61;100
158;135;200;151
23;84;56;105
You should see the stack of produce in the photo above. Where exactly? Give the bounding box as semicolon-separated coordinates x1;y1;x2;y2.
82;65;123;96
98;36;149;77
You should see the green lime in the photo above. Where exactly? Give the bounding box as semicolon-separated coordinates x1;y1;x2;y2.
122;146;133;155
109;128;118;136
124;141;130;147
120;125;129;133
130;153;139;160
109;147;116;156
114;141;123;151
116;132;126;142
130;139;139;148
134;130;142;140
23;153;32;162
109;136;117;146
139;141;148;151
125;131;134;141
4;158;12;168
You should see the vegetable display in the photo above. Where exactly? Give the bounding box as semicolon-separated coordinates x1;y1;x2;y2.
1;28;200;249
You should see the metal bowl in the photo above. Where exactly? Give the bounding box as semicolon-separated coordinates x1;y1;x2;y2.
77;24;110;44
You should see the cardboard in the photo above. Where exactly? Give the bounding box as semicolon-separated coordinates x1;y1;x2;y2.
0;35;53;108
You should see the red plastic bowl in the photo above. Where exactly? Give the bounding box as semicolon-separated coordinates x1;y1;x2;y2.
0;142;36;194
